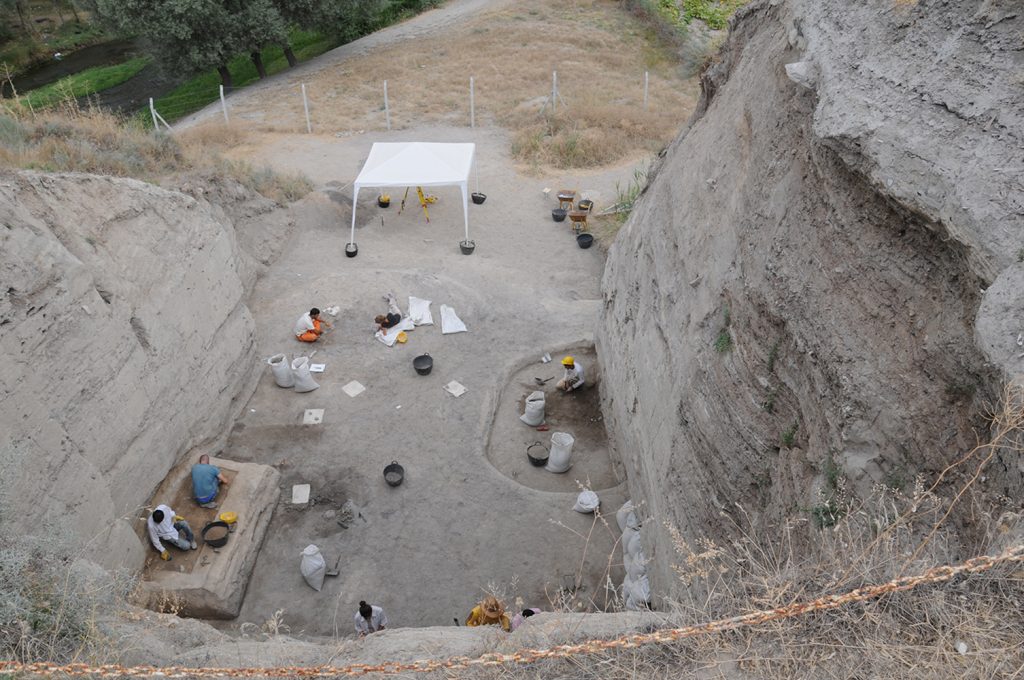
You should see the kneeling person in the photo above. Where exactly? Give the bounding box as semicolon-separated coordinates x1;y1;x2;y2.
147;504;196;561
191;454;229;509
375;293;402;333
295;308;332;343
556;356;585;392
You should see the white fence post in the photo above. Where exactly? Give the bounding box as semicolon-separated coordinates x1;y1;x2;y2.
383;80;391;131
643;71;649;110
469;76;475;128
301;83;312;133
219;84;229;124
552;71;557;115
149;97;171;132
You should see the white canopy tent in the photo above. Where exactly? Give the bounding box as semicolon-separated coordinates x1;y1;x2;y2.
349;142;476;254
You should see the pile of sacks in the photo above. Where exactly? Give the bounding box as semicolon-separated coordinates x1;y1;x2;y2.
616;500;651;611
267;353;319;393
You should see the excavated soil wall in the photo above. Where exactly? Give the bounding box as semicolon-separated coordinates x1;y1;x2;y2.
0;171;290;571
598;0;1024;600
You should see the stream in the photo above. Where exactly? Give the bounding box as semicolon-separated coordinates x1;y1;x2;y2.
2;38;184;115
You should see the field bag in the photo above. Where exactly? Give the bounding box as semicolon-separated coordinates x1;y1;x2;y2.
573;489;600;513
268;353;295;388
520;391;546;426
300;544;326;591
291;356;320;393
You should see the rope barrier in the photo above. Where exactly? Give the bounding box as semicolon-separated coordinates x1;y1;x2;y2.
2;543;1021;678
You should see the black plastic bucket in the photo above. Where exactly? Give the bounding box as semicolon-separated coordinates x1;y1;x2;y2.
459;239;476;255
552;208;567;222
413;353;433;375
471;192;487;205
527;442;549;467
345;243;359;258
384;461;405;487
202;521;230;548
577;233;594;249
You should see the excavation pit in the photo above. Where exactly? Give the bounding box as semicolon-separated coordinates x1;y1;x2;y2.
137;456;280;619
487;347;624;493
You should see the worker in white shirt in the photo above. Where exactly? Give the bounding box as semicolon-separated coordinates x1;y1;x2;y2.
295;307;333;343
556;356;585;392
354;601;388;636
147;504;196;561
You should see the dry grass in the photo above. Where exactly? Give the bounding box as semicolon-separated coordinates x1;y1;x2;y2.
448;387;1024;679
221;0;698;171
0;102;313;203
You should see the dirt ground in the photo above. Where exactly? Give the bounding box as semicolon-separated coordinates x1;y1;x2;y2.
208;123;655;636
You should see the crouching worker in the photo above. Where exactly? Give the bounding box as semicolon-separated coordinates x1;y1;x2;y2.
556;356;585;392
375;292;403;333
465;596;511;632
147;504;196;561
355;601;388;637
191;454;229;509
295;307;333;343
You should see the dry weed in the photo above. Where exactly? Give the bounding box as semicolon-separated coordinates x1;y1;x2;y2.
221;0;698;171
0;107;312;203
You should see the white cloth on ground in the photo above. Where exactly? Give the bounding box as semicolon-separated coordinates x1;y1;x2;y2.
354;605;389;634
408;297;434;326
294;312;316;337
147;504;179;552
440;304;467;334
375;317;415;346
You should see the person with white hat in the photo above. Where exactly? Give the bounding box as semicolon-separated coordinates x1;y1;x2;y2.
556;356;585;392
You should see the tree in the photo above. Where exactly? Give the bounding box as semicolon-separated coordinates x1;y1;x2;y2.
95;0;239;87
228;0;287;79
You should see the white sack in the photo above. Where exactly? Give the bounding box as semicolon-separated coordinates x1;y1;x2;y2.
621;527;639;554
407;296;434;326
625;530;642;558
300;544;326;591
624;551;647;580
268;353;294;388
624;575;651;611
440;304;467;334
544;432;574;473
616;501;640;532
573;489;600;513
291;356;320;393
520;391;546;426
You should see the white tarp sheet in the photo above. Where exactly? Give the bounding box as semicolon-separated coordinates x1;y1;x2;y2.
350;142;476;246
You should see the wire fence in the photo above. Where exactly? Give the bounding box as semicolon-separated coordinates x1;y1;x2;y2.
148;69;653;134
2;542;1021;678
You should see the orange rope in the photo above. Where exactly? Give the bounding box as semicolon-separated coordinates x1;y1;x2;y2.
3;543;1022;677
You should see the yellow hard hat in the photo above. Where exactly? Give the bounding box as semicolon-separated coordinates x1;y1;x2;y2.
562;356;574;366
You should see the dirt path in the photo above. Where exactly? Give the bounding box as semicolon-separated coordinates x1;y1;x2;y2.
176;0;510;130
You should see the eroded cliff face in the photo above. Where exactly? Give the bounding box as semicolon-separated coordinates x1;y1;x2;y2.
0;171;285;571
599;0;1024;598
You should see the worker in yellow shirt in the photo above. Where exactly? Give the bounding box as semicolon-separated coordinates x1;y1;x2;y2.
465;596;511;632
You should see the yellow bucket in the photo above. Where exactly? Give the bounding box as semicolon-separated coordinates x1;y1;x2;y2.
396;331;408;344
219;511;238;525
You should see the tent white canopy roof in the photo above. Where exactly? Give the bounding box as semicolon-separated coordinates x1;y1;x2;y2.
349;142;476;248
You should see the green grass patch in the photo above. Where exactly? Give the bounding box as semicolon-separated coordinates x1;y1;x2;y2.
780;422;798;448
19;56;149;109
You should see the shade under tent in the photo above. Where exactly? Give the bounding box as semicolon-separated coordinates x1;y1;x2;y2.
348;142;477;256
